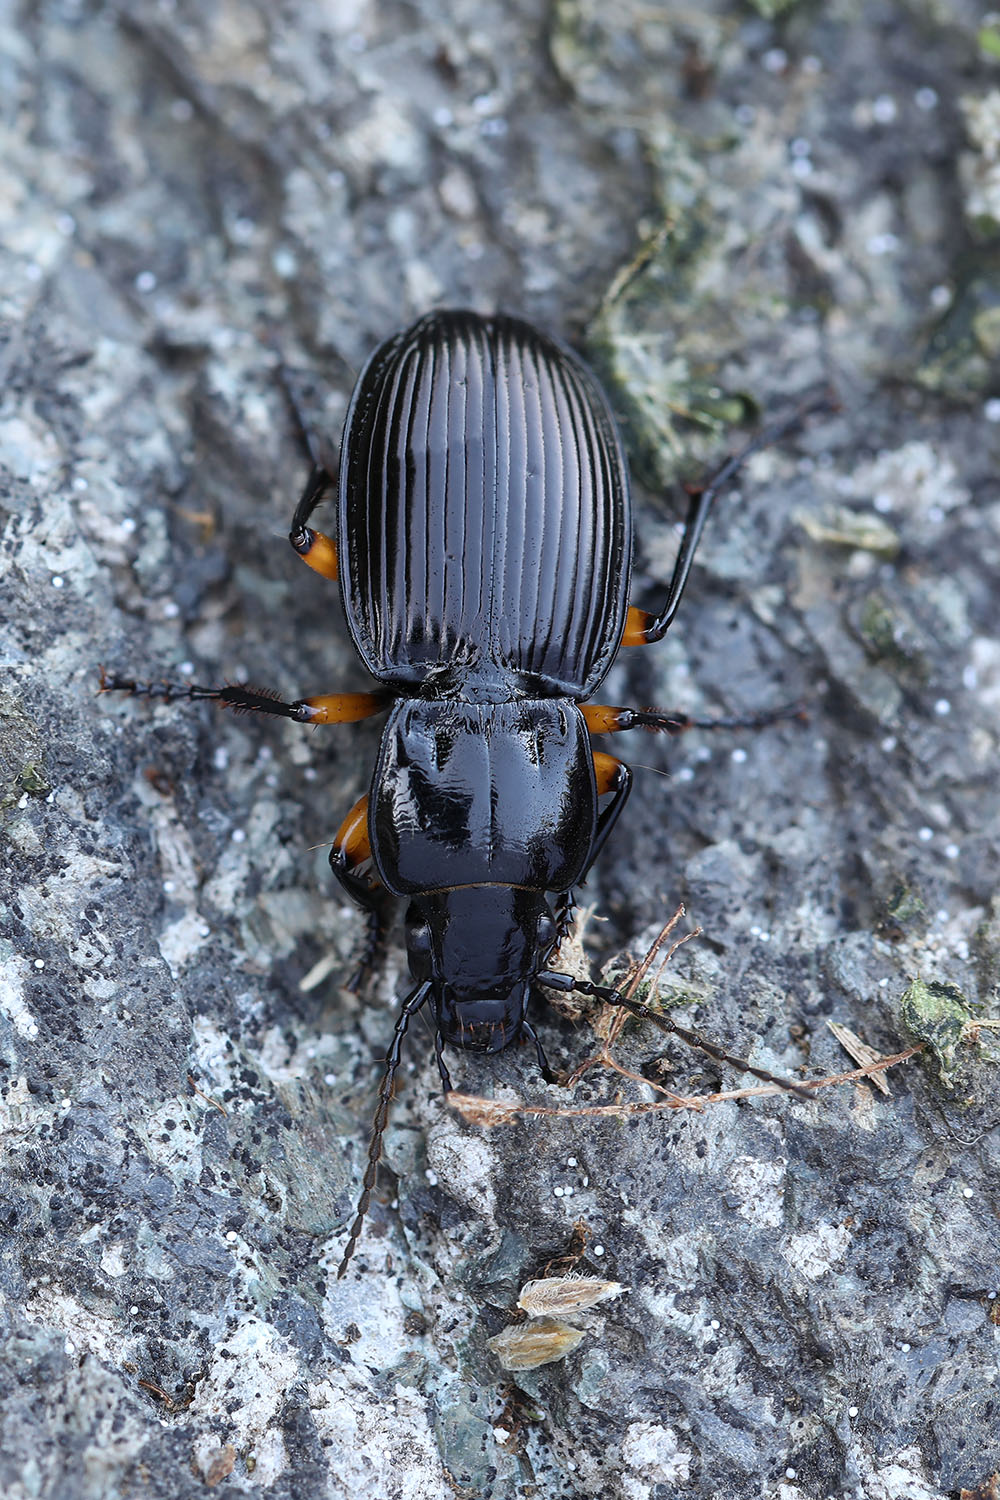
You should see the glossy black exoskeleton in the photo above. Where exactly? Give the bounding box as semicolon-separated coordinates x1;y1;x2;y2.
103;309;818;1273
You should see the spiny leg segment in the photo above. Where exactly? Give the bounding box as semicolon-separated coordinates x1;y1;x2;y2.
99;669;389;725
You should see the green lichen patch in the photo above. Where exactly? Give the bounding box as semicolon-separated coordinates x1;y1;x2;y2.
899;978;974;1089
850;594;932;685
0;696;48;815
879;881;927;942
916;262;1000;398
588;221;758;493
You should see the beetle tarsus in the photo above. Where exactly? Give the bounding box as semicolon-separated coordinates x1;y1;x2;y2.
100;670;327;721
552;890;577;952
631;701;809;735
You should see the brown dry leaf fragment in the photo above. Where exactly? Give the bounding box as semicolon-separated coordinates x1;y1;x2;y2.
201;1445;236;1487
960;1474;999;1500
446;1092;524;1126
487;1317;586;1371
827;1021;893;1096
517;1277;627;1318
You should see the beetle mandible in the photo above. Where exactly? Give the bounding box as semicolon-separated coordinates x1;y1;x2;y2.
105;310;816;1274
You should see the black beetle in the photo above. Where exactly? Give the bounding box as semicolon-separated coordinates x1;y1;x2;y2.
104;309;817;1273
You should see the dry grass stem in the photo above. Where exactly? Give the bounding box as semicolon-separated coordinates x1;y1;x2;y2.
447;1046;923;1128
566;904;700;1087
827;1020;894;1096
187;1075;227;1116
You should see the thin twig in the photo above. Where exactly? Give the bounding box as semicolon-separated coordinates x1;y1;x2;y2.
187;1075;227;1116
565;905;699;1088
447;1046;924;1128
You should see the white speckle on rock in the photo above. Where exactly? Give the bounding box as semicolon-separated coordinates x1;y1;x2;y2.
0;966;40;1041
961;90;1000;226
272;246;298;278
853;1441;946;1498
844;442;967;521
622;1421;692;1485
307;1378;447;1499
194;1318;300;1448
727;1157;786;1228
158;911;211;975
620;1476;650;1500
23;1287;129;1366
99;1244;128;1278
437;166;479;221
425;1126;497;1220
782;1221;852;1280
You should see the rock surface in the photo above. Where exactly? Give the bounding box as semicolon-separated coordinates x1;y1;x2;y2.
1;2;998;1497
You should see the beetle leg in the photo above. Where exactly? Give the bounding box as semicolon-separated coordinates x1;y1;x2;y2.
289;463;339;580
342;892;392;994
434;1031;454;1094
329;794;393;992
297;691;391;724
552;889;577;950
520;1018;556;1084
584;752;633;875
99;668;389;725
275;359;341;479
583;702;807;735
622;392;831;646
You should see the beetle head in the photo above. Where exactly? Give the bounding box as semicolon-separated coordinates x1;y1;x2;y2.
405;887;557;1052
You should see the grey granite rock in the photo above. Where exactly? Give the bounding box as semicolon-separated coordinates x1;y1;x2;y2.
1;2;998;1497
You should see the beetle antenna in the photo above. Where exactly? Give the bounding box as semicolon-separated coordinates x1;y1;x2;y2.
536;971;811;1100
337;981;431;1278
